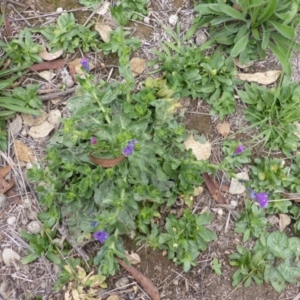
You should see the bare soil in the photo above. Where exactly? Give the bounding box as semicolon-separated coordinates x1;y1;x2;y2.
1;0;300;300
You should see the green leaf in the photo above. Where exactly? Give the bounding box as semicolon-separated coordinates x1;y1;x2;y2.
230;33;249;57
21;253;39;264
267;231;289;255
243;228;250;242
269;42;291;76
46;252;61;265
268;20;296;40
214;2;246;21
256;0;278;25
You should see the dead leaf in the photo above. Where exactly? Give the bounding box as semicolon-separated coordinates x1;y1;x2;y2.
237;70;281;85
95;1;110;15
39;46;63;61
51;98;65;105
117;258;160;300
130;57;146;76
29;59;67;72
9;115;22;136
232;58;254;69
216;122;230;137
68;58;95;75
229;172;249;195
14;140;34;163
125;251;141;265
0;177;14;194
22;110;48;126
0;165;11;178
95;22;112;43
28;121;54;138
279;192;300;202
2;248;20;266
279;214;291;232
184;135;211;160
202;173;226;204
38;70;55;82
48;109;61;129
107;295;121;300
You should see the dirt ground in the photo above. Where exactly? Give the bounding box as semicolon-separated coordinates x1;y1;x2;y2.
1;0;300;299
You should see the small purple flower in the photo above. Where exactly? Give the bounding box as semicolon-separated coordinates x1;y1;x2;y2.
248;189;256;199
123;140;137;156
81;57;90;72
90;136;97;145
256;192;269;208
90;220;99;227
93;231;109;243
233;145;245;156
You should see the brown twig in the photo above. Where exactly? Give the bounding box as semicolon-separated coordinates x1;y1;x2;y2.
39;86;77;101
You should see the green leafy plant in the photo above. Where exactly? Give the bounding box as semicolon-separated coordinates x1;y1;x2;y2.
0;28;43;67
20;227;68;265
0;53;41;150
32;13;100;53
211;257;222;275
250;158;290;192
235;199;269;242
152;24;237;119
155;210;217;272
230;231;300;292
238;78;300;155
193;0;300;74
100;26;140;56
2;83;42;110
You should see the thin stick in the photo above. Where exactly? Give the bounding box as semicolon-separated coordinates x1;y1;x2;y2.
12;5;98;21
39;86;77;101
7;0;26;7
10;5;31;26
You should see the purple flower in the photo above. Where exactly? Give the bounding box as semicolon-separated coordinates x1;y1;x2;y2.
256;192;269;208
93;231;108;243
123;140;137;156
81;57;90;72
248;189;256;199
233;145;245;155
90;220;99;227
90;136;97;145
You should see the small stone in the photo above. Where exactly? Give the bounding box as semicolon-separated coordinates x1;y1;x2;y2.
27;221;41;234
173;279;179;285
0;194;8;209
115;276;130;289
22;198;32;208
7;216;17;225
217;208;223;216
168;14;178;26
230;200;237;208
143;16;150;24
195;30;208;46
56;7;63;13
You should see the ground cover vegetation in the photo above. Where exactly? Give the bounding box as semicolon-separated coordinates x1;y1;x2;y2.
2;0;300;297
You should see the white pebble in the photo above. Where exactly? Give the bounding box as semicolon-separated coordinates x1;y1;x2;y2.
0;194;7;209
168;14;178;26
27;221;41;234
143;16;150;24
230;200;237;208
56;7;63;13
22;198;32;208
217;208;223;216
7;216;17;225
